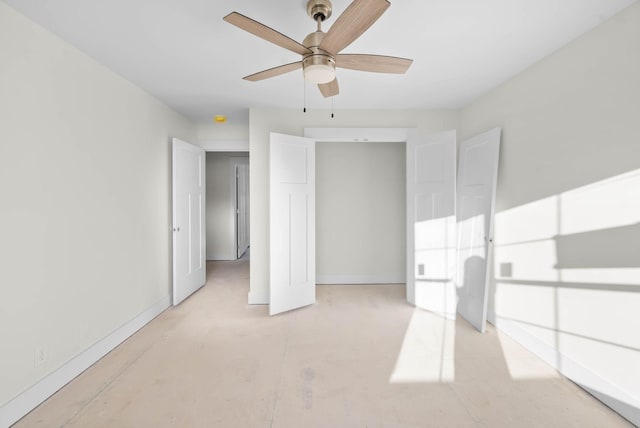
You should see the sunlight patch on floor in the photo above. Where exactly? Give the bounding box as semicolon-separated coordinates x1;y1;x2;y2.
390;308;455;383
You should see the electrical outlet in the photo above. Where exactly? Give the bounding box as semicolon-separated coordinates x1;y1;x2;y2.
500;262;513;278
34;346;48;367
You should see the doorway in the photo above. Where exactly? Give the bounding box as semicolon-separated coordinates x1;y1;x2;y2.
206;151;249;261
205;152;249;261
316;140;406;285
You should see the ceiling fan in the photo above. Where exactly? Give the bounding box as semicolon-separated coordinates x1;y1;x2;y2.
223;0;413;98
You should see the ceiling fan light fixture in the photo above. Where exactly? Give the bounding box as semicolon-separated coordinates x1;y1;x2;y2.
304;64;335;84
303;54;336;84
225;0;411;96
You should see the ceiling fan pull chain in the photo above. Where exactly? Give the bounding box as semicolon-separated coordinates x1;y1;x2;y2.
303;79;307;113
331;96;334;118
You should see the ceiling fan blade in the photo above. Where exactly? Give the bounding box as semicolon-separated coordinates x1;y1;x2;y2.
319;0;390;54
224;12;312;56
336;54;413;74
318;78;339;97
243;61;302;82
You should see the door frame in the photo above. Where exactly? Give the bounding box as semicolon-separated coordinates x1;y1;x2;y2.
200;142;249;262
171;140;248;304
304;128;410;143
304;127;413;295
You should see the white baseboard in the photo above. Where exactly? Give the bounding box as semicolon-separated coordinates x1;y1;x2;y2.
316;274;405;285
492;316;640;426
248;275;405;305
206;253;235;261
0;296;170;428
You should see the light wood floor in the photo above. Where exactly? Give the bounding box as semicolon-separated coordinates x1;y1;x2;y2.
16;259;631;427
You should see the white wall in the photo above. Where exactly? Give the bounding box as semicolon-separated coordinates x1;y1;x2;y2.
249;108;459;304
206;152;248;260
196;121;249;142
316;141;406;284
459;3;640;424
0;2;194;419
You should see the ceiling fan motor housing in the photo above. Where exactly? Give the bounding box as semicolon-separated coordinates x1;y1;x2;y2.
303;30;326;50
302;31;334;63
307;0;332;22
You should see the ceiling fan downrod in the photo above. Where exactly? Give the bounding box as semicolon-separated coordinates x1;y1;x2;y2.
302;1;336;85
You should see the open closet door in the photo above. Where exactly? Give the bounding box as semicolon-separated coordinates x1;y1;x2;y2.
172;138;206;305
456;128;501;332
406;130;457;318
269;133;316;315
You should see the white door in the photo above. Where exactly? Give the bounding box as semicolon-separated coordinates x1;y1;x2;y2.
236;163;250;258
406;130;457;318
456;128;501;332
269;133;315;315
172;138;206;305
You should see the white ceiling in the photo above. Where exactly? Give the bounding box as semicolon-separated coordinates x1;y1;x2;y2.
5;0;636;126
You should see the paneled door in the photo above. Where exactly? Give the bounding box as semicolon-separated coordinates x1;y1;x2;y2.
172;138;206;305
456;128;501;332
406;130;457;318
269;133;316;315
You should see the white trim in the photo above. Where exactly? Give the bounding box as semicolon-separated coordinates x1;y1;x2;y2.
316;274;405;285
199;140;249;152
0;296;170;428
492;317;640;426
304;128;411;142
231;160;238;261
302;128;411;295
